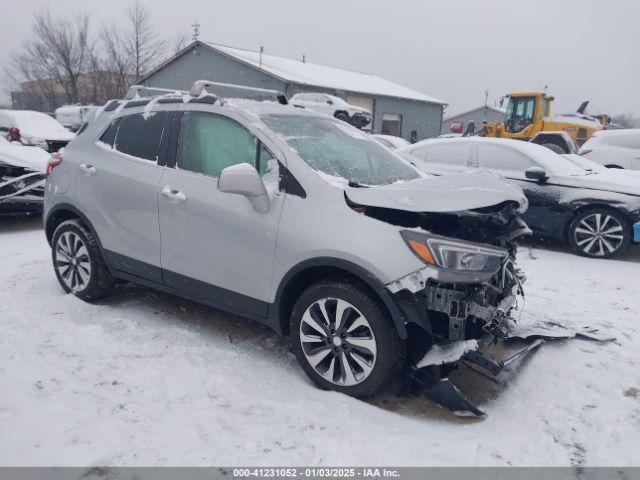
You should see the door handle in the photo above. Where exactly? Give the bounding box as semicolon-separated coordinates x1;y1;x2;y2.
78;164;96;175
161;185;187;204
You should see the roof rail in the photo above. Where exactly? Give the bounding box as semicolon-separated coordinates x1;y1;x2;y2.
124;85;183;100
124;81;288;105
188;80;287;104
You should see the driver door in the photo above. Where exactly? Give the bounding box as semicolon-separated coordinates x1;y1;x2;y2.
158;110;285;320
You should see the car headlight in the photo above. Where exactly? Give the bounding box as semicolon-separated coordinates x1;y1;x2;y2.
28;137;48;149
400;230;507;275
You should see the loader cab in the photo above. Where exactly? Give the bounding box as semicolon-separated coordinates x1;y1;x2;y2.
503;93;551;134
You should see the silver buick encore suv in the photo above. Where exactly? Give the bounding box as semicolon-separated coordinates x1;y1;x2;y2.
44;82;530;399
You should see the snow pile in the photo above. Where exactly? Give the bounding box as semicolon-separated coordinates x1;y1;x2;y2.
416;340;479;368
0;221;639;467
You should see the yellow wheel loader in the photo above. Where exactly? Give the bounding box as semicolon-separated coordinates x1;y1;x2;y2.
481;92;603;153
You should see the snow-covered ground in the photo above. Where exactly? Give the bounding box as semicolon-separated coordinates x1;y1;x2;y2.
1;216;639;467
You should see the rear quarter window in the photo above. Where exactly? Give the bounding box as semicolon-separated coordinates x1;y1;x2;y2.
114;112;168;162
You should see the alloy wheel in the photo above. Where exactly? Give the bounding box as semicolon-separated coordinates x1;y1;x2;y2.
299;297;377;386
55;231;92;291
573;212;625;257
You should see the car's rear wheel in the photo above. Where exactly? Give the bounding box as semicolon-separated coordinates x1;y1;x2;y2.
52;219;115;300
290;280;404;398
568;208;630;258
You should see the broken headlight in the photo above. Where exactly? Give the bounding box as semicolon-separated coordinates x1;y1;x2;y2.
400;230;507;275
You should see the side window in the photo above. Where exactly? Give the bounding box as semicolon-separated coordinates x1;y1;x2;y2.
114;112;167;162
98;119;120;147
605;135;640;149
177;111;257;178
257;142;275;176
477;144;536;173
424;144;469;166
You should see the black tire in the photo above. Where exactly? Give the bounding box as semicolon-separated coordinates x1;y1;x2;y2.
567;207;631;259
290;279;405;398
540;142;567;154
51;219;115;301
334;111;349;122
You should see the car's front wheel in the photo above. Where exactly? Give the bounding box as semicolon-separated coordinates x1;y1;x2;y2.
568;208;630;258
52;219;115;300
334;112;349;122
290;280;404;398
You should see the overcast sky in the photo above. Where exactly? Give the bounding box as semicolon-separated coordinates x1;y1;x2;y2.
1;0;639;116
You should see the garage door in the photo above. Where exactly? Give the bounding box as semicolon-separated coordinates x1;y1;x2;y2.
346;95;374;131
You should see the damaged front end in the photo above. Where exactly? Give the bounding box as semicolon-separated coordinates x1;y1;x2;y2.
355;198;612;417
0;163;45;215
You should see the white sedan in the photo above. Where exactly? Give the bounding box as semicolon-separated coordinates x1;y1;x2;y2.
578;128;640;170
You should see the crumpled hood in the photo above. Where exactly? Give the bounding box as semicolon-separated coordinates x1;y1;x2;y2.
345;170;528;213
0;140;51;173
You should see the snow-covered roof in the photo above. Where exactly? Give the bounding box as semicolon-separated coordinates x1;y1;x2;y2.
443;105;506;121
202;42;446;105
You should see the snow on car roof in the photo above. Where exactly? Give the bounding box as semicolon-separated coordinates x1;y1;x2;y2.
205;42;446;105
403;137;588;175
592;128;640;137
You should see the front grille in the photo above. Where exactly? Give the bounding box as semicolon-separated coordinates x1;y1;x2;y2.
46;140;68;153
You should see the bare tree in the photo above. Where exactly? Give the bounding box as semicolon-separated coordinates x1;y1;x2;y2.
171;30;191;56
98;23;135;98
4;8;92;110
612;113;640;129
125;0;166;80
31;9;92;103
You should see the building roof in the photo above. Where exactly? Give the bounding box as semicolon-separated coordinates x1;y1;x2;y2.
140;41;446;105
443;105;505;121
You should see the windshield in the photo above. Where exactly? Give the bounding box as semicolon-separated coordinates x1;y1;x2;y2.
504;96;536;133
261;114;420;186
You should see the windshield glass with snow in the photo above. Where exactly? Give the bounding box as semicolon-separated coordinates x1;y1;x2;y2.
261;114;420;186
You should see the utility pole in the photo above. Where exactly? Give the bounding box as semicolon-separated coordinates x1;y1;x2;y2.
484;89;489;107
302;54;306;63
259;45;264;68
191;21;200;42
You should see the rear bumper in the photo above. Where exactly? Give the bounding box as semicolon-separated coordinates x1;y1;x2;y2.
633;222;640;243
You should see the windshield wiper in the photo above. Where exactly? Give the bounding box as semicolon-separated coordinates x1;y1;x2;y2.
348;180;369;188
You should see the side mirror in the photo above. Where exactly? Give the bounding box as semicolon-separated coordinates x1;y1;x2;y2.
327;99;333;105
525;166;548;182
218;163;270;213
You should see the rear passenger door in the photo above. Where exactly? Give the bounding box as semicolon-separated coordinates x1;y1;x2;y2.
157;109;284;320
82;110;171;283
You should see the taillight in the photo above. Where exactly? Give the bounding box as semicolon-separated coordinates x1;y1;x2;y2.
579;149;592;156
45;152;63;178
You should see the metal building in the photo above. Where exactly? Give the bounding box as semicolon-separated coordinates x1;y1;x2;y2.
441;105;505;135
137;41;446;142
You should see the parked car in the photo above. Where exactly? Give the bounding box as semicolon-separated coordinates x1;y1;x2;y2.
0;136;49;215
44;87;531;401
578;129;640;170
0;110;74;153
372;134;410;150
290;93;371;128
399;137;640;259
55;105;100;132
